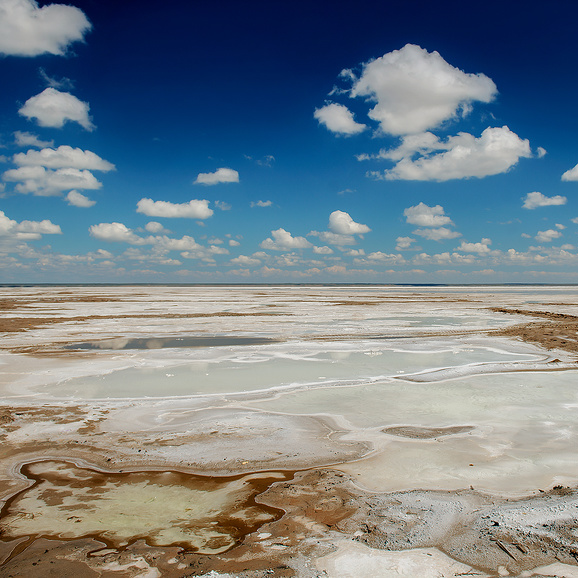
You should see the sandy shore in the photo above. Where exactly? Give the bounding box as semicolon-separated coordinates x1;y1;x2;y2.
1;285;578;577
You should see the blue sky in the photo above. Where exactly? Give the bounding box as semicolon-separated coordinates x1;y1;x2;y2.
1;0;578;283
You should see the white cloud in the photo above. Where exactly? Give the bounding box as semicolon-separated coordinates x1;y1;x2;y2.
3;166;101;195
328;210;370;235
404;202;452;227
456;238;492;253
88;224;223;262
228;239;240;247
14;146;115;171
215;200;231;211
245;154;275;167
0;0;91;57
349;44;497;135
358;132;442;162
230;255;261;266
522;192;568;209
89;222;144;244
572;218;578;224
522;191;567;209
308;230;356;246
19;88;94;130
537;147;547;158
372;126;531;181
0;210;61;240
535;229;562;243
144;221;170;234
413;227;461;241
136;198;213;219
562;163;578;181
555;223;566;230
66;190;95;207
260;228;313;251
352;252;405;265
251;200;272;207
194;167;239;185
395;236;416;250
314;103;367;135
13;131;53;148
313;245;334;254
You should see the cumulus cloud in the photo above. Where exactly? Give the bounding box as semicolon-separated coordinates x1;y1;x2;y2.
0;0;91;57
3;166;102;195
228;239;240;247
88;224;222;262
308;230;356;246
214;200;231;211
456;238;492;253
535;229;562;243
314;103;367;135
89;222;144;244
413;227;461;241
251;200;272;207
136;198;213;219
370;126;531;181
230;255;261;266
19;88;94;130
313;246;334;255
561;163;578;181
396;236;416;250
363;252;406;264
328;210;370;235
66;190;95;207
404;202;453;227
144;221;170;234
13;131;53;148
348;44;497;135
522;191;567;209
194;167;239;185
0;210;61;240
260;228;313;251
14;146;115;171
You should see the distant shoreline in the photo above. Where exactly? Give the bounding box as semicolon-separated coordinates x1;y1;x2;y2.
2;282;578;288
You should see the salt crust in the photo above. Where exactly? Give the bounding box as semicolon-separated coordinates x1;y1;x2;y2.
315;541;488;578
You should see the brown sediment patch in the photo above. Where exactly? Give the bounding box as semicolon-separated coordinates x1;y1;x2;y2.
490;307;578;355
0;311;288;333
0;460;293;566
383;425;475;439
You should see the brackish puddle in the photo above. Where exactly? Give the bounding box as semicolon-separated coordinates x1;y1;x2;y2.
64;335;280;350
0;460;292;565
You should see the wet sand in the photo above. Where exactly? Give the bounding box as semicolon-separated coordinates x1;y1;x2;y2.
1;285;578;577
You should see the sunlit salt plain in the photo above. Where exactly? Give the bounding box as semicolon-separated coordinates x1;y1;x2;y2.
1;285;578;495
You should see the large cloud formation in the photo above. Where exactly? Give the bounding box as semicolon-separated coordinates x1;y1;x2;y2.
3;166;101;195
349;44;497;136
0;0;91;57
319;44;535;182
370;126;531;181
4;146;113;197
19;88;95;131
